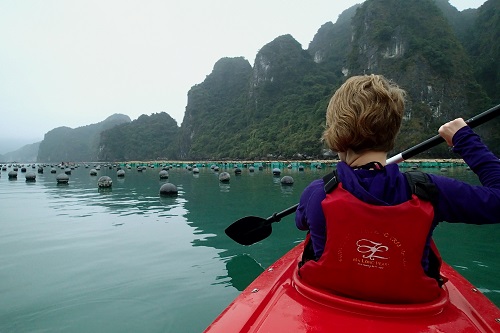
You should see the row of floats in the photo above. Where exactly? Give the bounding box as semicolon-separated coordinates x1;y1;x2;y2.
0;162;297;197
1;159;465;193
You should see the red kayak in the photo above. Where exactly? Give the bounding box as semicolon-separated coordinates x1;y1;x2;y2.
205;242;500;333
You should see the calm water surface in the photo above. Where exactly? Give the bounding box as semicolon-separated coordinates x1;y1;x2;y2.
0;163;498;332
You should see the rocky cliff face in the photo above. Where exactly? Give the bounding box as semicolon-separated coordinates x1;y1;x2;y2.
179;57;253;159
250;35;317;110
347;0;485;126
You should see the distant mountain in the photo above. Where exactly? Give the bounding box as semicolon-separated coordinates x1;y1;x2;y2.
433;0;478;43
0;137;41;156
29;0;499;162
37;114;131;162
0;141;40;163
98;112;179;161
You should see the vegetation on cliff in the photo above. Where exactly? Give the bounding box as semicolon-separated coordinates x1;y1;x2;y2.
32;0;498;163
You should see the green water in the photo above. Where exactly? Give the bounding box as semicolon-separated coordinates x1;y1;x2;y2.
0;164;498;332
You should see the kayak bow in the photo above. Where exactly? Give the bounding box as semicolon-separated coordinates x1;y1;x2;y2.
205;242;500;333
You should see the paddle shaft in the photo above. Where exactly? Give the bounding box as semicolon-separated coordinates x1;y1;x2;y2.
386;103;500;164
267;204;299;222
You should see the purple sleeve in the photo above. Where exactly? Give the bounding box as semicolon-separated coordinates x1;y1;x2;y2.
295;179;328;258
429;126;500;224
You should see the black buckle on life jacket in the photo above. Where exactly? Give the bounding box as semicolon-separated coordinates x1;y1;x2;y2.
323;170;339;194
404;171;439;204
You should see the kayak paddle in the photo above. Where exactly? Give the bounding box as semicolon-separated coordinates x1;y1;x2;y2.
225;204;299;245
226;103;500;245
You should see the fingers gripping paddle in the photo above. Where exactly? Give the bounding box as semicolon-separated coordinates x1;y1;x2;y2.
226;104;500;245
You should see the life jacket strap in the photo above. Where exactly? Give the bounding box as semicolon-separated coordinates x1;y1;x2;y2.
322;170;339;194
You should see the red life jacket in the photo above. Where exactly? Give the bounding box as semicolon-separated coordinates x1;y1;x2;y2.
298;183;442;304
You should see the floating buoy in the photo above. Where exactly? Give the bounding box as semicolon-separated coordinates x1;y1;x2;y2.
213;166;220;172
37;167;43;174
64;168;71;175
272;168;281;176
193;167;200;174
50;168;57;174
8;171;17;179
56;173;69;184
298;165;304;171
280;176;294;185
159;170;169;179
159;182;178;196
219;172;230;183
117;169;125;177
25;172;36;182
234;167;242;175
89;169;98;176
21;167;26;173
249;166;255;172
97;176;112;188
440;168;448;172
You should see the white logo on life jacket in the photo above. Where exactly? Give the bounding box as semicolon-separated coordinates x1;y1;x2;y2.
356;239;389;260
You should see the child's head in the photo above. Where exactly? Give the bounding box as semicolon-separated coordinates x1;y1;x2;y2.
323;74;405;154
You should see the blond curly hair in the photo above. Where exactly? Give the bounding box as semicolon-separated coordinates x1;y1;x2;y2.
323;74;406;153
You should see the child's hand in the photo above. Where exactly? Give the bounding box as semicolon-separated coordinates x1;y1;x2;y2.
438;118;467;146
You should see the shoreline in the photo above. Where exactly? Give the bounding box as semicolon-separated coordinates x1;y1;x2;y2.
2;159;468;168
120;158;468;168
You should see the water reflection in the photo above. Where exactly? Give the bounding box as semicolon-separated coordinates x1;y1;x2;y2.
36;167;193;220
219;183;230;192
223;254;264;291
280;184;295;196
98;187;112;194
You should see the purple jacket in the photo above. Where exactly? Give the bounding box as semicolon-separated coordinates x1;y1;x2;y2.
295;126;500;265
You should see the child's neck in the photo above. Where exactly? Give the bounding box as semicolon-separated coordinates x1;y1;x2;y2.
343;150;387;169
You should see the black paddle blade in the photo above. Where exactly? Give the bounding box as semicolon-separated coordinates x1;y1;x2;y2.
225;216;272;245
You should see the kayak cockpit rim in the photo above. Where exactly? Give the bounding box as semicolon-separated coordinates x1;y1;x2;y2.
292;259;449;317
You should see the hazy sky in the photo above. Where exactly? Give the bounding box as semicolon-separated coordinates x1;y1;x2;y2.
0;0;487;153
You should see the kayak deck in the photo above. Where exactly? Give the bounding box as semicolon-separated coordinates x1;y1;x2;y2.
205;243;500;332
